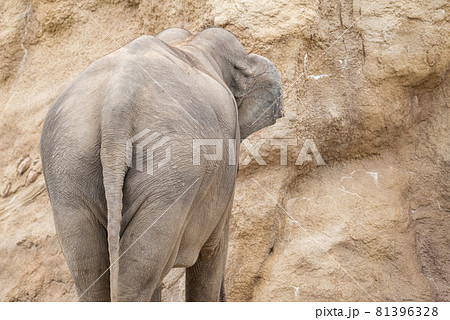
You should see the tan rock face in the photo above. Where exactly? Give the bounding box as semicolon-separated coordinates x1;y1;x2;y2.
0;0;448;301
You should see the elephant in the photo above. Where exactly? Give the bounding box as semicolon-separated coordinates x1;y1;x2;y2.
156;27;193;44
40;27;283;302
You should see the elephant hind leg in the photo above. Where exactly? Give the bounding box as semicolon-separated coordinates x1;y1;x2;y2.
185;225;229;302
52;203;110;301
116;202;192;301
150;285;162;302
220;278;226;302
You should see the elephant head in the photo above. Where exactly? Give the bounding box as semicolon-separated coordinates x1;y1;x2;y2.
190;28;284;140
231;53;284;139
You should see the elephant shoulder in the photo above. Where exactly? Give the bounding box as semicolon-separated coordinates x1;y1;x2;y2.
83;35;167;73
123;35;164;56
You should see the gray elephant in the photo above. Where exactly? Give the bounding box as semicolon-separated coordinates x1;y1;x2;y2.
40;27;283;301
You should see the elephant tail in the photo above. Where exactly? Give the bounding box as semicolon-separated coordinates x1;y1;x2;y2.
100;125;129;302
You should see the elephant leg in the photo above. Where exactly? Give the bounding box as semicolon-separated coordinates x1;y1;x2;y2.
117;226;184;301
52;203;110;301
185;221;229;302
117;197;194;301
150;285;162;302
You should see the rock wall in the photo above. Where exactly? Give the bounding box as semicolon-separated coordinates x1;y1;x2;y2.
0;0;448;301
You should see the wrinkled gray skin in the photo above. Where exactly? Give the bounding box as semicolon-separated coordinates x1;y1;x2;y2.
40;27;283;302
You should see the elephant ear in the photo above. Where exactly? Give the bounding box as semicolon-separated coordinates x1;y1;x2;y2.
229;54;261;96
232;53;284;139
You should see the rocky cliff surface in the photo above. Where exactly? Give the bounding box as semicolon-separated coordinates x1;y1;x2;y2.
0;0;448;301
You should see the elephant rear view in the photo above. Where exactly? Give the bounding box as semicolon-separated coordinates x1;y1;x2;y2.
40;27;283;301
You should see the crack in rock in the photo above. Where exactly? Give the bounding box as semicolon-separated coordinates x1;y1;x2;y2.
6;1;32;106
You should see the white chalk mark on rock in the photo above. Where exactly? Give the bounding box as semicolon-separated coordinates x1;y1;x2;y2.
339;186;361;198
366;171;379;187
291;285;300;297
340;171;357;182
307;74;330;80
